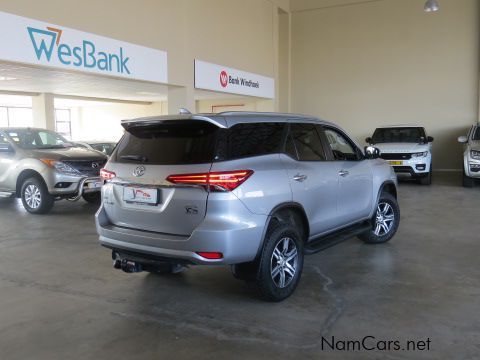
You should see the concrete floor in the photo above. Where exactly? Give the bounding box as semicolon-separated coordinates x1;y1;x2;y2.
0;173;479;360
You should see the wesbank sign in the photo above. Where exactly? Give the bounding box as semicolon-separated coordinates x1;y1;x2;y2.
0;11;167;83
194;60;274;99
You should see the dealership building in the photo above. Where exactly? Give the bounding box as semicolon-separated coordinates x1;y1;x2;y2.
0;0;479;359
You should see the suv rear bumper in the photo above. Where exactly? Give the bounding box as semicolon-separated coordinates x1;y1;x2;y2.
95;204;268;265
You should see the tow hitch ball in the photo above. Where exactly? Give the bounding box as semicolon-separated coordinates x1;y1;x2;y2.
113;256;142;273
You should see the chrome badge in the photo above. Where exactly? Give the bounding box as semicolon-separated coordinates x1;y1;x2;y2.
133;165;146;177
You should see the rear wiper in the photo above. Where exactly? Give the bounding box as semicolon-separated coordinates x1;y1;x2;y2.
120;154;148;162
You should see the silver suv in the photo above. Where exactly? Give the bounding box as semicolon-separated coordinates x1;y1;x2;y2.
458;124;480;187
0;128;107;214
96;112;400;301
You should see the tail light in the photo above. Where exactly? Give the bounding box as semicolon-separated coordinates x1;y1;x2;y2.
100;168;116;180
166;170;253;192
196;252;223;260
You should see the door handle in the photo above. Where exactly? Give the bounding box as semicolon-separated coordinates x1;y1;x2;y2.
293;174;308;182
339;170;350;177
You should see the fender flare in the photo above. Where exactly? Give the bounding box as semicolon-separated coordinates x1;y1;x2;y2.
370;180;398;218
253;202;310;260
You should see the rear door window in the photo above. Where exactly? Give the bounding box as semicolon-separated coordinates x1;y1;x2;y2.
217;122;286;161
116;121;219;165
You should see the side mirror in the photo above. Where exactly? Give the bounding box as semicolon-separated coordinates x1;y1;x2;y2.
0;143;13;153
365;137;373;144
457;135;467;144
427;136;434;142
364;146;381;159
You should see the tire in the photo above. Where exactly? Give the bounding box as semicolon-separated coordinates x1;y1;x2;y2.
20;177;54;214
419;167;432;185
82;192;101;204
249;223;304;302
358;192;400;244
463;172;475;188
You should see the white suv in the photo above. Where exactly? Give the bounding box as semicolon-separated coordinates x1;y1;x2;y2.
366;125;434;185
458;124;480;187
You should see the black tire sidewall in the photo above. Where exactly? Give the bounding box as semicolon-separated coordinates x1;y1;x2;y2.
21;177;54;214
254;224;304;302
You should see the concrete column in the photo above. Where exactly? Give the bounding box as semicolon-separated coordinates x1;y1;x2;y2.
168;86;195;115
32;93;55;130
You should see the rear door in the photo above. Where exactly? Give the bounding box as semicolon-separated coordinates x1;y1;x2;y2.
321;126;373;224
103;120;219;236
282;123;339;236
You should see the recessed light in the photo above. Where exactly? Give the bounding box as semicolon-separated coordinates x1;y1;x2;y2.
0;76;17;81
424;0;440;13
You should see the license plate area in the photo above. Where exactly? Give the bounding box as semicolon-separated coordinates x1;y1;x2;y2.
123;186;160;206
389;160;403;166
87;181;103;189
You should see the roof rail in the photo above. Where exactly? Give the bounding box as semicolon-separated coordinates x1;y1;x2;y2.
216;111;315;119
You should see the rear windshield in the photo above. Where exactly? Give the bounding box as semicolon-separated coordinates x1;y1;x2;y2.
115;121;286;165
372;127;426;144
115;121;218;165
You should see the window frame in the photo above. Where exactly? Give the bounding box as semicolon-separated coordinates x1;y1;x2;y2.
55;108;72;139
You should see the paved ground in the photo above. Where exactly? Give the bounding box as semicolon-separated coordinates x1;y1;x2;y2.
0;173;479;360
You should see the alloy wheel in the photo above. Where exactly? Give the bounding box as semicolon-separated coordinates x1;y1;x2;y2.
24;184;41;209
270;237;298;288
374;202;395;236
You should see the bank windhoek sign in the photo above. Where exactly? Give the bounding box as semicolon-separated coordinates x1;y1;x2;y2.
195;60;274;99
0;11;167;83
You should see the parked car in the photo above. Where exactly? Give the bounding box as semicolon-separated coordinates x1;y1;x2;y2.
96;112;400;301
458;124;480;187
72;140;117;156
0;128;107;214
366;125;434;185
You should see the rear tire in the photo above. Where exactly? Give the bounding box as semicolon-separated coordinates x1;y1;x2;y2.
358;192;400;244
82;192;101;204
463;172;475;188
20;177;54;214
248;223;304;302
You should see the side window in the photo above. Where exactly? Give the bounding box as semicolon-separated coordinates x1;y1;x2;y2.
289;123;326;161
324;128;360;161
221;122;286;160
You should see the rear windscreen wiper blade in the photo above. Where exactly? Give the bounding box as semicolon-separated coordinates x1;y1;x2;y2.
120;154;148;162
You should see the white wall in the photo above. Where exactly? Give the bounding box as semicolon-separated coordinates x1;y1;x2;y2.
291;0;479;170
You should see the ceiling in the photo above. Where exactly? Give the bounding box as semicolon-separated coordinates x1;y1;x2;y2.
0;61;170;102
0;61;253;104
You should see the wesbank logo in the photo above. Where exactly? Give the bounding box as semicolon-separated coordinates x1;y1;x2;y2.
27;26;130;74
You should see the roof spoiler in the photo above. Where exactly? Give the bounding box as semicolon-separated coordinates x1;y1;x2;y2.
121;115;227;131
